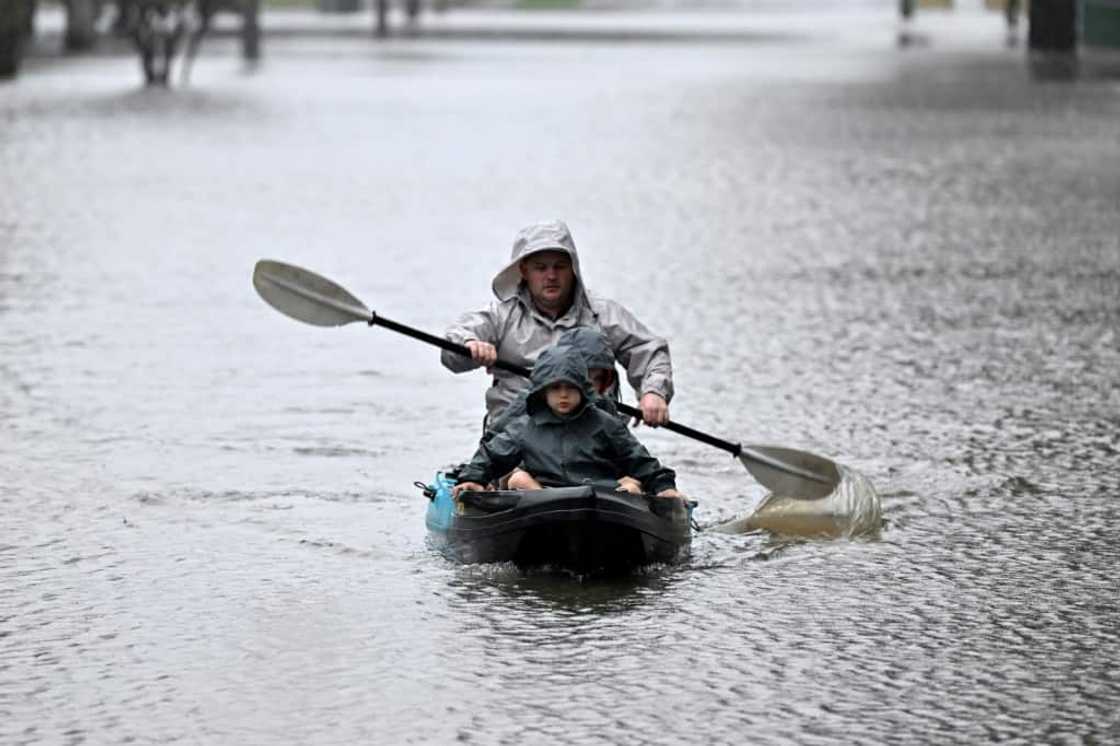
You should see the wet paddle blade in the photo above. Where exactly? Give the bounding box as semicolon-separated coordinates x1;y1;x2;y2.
253;260;371;327
738;445;841;500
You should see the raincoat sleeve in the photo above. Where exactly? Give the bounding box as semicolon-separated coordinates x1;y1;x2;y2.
604;418;677;494
480;391;529;445
441;301;504;373
592;298;674;404
457;427;525;486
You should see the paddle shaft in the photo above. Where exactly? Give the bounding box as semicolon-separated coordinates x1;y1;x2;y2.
369;311;744;458
252;258;839;495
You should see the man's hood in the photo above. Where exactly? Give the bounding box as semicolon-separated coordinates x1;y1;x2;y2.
555;327;615;371
525;344;596;417
491;219;586;302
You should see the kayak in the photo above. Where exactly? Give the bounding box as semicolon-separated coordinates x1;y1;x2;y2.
420;472;695;574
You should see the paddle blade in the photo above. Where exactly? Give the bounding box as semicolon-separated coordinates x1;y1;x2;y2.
253;259;371;327
738;445;841;500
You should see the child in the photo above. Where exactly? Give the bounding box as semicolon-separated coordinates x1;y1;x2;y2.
454;344;683;499
482;326;621;444
559;326;621;406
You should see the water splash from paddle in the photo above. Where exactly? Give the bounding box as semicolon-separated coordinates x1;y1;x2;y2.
715;465;882;539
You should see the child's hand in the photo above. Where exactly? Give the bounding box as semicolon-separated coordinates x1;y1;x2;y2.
615;476;642;495
655;488;685;501
453;482;486;498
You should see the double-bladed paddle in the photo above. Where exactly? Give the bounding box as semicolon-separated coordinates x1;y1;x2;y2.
252;259;841;499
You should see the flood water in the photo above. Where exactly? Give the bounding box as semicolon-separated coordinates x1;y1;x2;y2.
2;6;1119;743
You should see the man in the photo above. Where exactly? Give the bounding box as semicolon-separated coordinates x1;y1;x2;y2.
442;219;673;426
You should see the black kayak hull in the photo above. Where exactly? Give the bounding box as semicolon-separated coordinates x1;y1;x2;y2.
425;475;692;574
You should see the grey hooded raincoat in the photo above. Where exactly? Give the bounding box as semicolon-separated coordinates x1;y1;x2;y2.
456;346;677;494
442;220;673;419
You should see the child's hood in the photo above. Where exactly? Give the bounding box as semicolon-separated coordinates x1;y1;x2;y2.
555;327;615;371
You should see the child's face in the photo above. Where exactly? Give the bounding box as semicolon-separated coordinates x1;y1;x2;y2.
545;381;583;415
588;368;615;395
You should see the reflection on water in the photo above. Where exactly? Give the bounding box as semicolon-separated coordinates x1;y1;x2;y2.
3;9;1119;745
447;562;681;614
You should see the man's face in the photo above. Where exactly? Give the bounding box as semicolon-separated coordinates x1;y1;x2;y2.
519;251;574;315
545;381;582;416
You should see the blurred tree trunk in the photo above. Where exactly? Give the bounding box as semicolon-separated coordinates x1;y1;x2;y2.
375;0;387;36
65;0;100;51
242;0;259;59
1029;0;1077;51
1;0;35;78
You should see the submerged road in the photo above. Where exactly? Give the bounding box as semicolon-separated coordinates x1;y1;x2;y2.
2;6;1119;744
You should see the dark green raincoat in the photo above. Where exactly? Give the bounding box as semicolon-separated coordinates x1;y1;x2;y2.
482;327;621;443
458;346;677;494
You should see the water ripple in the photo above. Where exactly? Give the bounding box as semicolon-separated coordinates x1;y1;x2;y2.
3;18;1119;746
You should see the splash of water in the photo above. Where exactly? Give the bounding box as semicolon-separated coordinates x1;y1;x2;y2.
716;465;882;539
